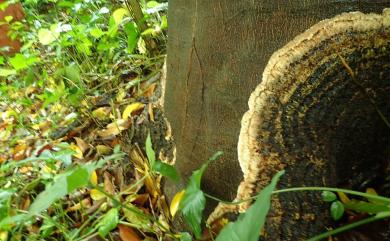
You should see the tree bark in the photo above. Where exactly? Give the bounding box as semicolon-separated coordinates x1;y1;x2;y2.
0;1;24;55
164;0;390;239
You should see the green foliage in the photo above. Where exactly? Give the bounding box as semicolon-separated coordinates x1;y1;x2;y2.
215;171;284;241
179;151;223;238
146;132;179;182
330;201;344;221
321;191;337;202
97;208;119;238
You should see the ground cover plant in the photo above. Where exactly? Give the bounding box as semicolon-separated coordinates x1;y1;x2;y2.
0;1;390;241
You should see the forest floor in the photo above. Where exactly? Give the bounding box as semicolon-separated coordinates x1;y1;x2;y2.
0;1;186;240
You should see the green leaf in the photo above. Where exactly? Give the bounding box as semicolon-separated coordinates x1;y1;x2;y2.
38;28;58;45
153;161;179;182
29;164;96;215
29;176;68;215
146;1;159;8
89;27;105;39
0;68;16;77
9;54;39;71
344;201;390;214
321;191;337;202
145;133;156;167
179;232;192;241
66;166;89;193
330;201;344;221
124;22;138;54
112;8;128;25
97;208;119;238
215;170;285;241
0;56;4;64
179;151;223;239
160;15;168;29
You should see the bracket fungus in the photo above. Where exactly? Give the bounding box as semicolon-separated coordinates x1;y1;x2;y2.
209;9;390;240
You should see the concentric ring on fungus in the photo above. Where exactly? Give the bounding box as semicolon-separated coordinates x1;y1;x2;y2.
209;9;390;240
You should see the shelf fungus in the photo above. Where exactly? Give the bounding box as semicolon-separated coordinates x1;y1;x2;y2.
209;9;390;240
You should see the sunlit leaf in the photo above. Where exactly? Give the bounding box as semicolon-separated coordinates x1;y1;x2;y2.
90;189;105;201
90;170;98;186
145;133;156;167
97;208;119;238
70;143;83;159
112;8;129;24
215;170;285;241
122;102;144;120
0;69;16;77
92;107;111;120
170;190;185;217
38;28;59;45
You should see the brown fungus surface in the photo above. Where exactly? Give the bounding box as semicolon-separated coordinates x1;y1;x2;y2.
209;9;390;240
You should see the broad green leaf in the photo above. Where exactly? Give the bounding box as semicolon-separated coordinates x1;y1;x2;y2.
153;161;179;182
89;27;105;39
0;69;16;77
38;28;59;45
180;151;223;239
145;133;156;167
29;164;96;215
97;208;119;238
0;56;4;64
344;201;390;214
321;191;337;202
112;8;128;24
124;22;138;54
29;176;68;215
215;170;285;241
146;1;159;8
179;232;192;241
66;166;89;192
160;15;168;29
330;201;344;221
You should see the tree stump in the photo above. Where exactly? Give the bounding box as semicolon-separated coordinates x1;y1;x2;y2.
164;1;390;240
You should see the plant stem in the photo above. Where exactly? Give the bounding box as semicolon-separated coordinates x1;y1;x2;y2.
307;212;390;241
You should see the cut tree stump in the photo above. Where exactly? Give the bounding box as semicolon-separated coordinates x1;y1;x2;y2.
164;1;390;240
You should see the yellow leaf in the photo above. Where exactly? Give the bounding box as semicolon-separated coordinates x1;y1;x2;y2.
116;89;126;102
366;188;378;196
70;143;83;159
90;188;105;201
96;145;112;155
0;231;8;241
92;107;111;120
90;170;98;185
337;192;351;204
98;119;132;138
170;190;185;217
113;8;129;24
122;103;145;120
74;137;89;154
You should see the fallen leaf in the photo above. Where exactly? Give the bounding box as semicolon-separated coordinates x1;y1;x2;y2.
170;190;185;217
92;107;111;120
12;143;28;161
90;170;98;185
122;103;144;120
148;103;154;122
66;198;91;212
337;192;351;204
98;119;131;138
96;145;112;155
90;188;105;201
118;224;142;241
104;172;116;195
74;137;89;154
143;83;156;98
70;143;83;159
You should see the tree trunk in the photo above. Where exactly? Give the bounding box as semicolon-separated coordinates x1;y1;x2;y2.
164;1;390;240
0;1;24;55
